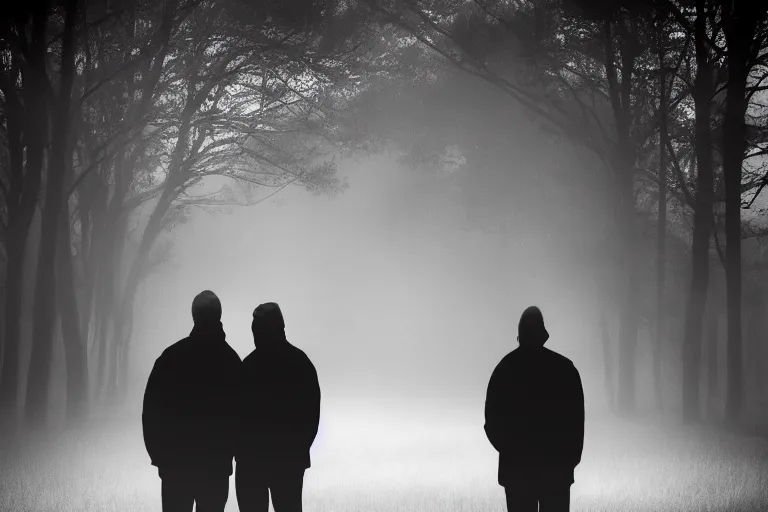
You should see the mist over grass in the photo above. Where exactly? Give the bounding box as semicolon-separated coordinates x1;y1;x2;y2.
2;405;768;512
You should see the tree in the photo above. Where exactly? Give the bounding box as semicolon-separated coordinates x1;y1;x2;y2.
366;0;686;414
675;0;718;425
654;16;671;410
0;1;50;426
25;0;80;429
100;0;366;402
718;0;768;423
0;0;374;427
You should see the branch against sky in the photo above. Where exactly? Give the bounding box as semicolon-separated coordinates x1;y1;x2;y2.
44;0;385;398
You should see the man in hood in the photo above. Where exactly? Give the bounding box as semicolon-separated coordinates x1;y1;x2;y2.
236;302;321;512
142;290;242;512
484;306;584;512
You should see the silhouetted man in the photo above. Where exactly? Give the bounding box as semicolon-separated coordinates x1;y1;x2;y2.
484;306;584;512
236;302;321;512
142;290;242;512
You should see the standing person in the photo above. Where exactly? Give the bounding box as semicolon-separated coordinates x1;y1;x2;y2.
237;302;321;512
142;290;242;512
484;306;585;512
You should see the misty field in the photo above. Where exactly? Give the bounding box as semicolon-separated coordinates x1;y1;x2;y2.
1;409;768;512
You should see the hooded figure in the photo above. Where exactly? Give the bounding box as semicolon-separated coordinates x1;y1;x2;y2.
142;290;242;512
484;306;584;512
236;302;321;512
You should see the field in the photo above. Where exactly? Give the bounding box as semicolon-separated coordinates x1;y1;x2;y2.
2;407;768;512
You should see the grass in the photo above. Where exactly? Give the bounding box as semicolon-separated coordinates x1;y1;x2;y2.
1;410;768;512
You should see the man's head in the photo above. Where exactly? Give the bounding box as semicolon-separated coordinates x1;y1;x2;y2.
517;305;549;348
251;302;285;347
191;290;222;327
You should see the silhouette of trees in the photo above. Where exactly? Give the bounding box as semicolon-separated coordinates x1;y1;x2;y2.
365;0;768;424
365;0;666;416
718;0;768;422
0;0;373;429
1;0;767;431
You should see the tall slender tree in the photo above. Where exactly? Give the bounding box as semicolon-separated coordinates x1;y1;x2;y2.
25;0;79;428
719;0;768;423
0;2;50;426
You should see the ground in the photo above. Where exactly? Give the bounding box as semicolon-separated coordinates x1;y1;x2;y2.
1;408;768;512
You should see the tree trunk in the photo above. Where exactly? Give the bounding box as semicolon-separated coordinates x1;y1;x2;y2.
0;8;49;427
26;225;60;428
95;147;129;404
615;166;639;417
82;157;112;401
0;276;4;377
108;104;193;403
105;339;118;406
82;0;178;407
743;302;758;412
617;252;639;416
655;44;669;411
602;18;639;417
682;227;711;426
723;83;745;425
57;192;88;423
76;180;97;343
719;0;761;424
0;94;24;423
0;240;25;425
102;224;127;403
93;288;111;403
682;0;715;425
599;305;615;413
25;0;78;429
706;311;718;420
108;213;161;403
117;342;130;402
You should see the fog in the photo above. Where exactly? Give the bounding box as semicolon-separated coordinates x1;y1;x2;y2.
5;3;768;508
129;148;604;419
7;147;768;512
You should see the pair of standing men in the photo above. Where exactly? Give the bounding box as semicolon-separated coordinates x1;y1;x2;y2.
142;291;320;512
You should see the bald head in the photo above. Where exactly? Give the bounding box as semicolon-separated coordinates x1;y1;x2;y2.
191;290;222;326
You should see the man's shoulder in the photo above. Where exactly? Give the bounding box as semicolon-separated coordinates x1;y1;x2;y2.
242;342;313;365
500;347;575;370
242;349;257;366
157;337;240;365
287;341;307;357
497;350;516;365
222;342;242;364
288;342;316;368
157;337;192;362
542;347;575;367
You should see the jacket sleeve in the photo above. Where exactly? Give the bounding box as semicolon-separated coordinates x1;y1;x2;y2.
566;364;585;468
297;358;321;450
484;361;510;453
142;357;170;467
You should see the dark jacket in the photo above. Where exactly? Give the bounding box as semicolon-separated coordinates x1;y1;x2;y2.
484;346;584;487
237;340;320;471
142;324;242;477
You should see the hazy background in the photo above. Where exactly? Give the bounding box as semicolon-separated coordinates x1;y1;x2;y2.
13;145;768;512
124;72;611;427
130;148;603;427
